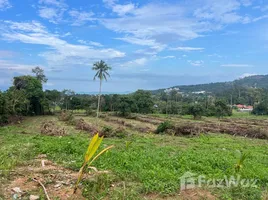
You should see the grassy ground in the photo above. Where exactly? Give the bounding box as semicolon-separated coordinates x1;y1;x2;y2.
0;115;267;199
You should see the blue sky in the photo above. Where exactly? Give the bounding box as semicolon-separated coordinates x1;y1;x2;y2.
0;0;268;93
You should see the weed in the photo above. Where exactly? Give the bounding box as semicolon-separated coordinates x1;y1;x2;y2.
234;150;249;173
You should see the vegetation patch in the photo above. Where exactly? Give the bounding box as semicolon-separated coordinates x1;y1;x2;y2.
0;115;23;126
40;120;67;136
155;121;173;134
101;126;128;138
58;110;74;122
75;118;98;134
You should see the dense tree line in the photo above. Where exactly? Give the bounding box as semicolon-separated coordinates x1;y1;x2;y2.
1;66;268;125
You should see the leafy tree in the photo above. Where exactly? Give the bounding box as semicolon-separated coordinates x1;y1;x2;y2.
117;96;137;116
92;60;112;118
188;103;204;119
214;100;232;118
6;87;29;114
13;76;43;115
111;94;120;111
132;90;154;114
0;91;7;115
69;96;83;110
252;101;268;115
44;90;61;113
32;66;48;83
60;89;75;110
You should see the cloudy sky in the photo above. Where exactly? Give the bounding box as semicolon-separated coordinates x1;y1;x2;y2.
0;0;268;93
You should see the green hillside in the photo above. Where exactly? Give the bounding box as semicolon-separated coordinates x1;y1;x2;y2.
151;75;268;95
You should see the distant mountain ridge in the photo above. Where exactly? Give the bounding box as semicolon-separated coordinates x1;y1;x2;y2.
151;75;268;95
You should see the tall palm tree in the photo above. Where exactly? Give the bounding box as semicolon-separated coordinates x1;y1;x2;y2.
92;60;112;118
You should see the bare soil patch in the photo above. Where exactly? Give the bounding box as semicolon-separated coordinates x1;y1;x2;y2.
179;189;217;200
1;155;84;200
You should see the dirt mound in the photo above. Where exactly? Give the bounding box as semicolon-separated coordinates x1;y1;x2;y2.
174;124;203;136
75;118;98;134
202;123;268;139
58;110;73;122
155;119;268;139
40;121;67;136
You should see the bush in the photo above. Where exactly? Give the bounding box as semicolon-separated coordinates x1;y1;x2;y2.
85;108;95;116
252;101;268;115
101;126;128;138
188;103;204;119
0;115;9;125
155;121;173;134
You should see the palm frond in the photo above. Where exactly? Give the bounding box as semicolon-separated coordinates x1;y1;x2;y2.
92;60;112;81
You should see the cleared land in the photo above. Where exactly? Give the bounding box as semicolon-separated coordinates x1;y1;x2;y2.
0;113;267;200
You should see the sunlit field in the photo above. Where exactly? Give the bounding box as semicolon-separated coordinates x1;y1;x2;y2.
0;113;267;200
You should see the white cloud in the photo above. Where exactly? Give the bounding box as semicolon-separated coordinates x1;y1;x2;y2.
208;53;222;58
78;40;103;47
112;3;136;16
221;64;253;67
101;0;267;55
1;21;125;66
162;56;175;59
193;0;243;24
39;7;58;20
120;58;148;68
0;59;36;73
240;0;252;7
170;47;204;51
39;0;65;7
239;73;257;79
103;0;136;16
134;49;158;56
38;0;67;24
188;60;204;66
0;50;16;58
0;0;11;10
116;37;166;51
69;9;95;26
102;3;201;43
3;20;47;33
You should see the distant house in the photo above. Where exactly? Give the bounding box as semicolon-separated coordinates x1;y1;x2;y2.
235;104;253;112
192;91;206;94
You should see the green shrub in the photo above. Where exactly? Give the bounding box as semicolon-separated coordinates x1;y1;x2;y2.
101;126;128;138
0;115;8;125
85;108;95;116
155;121;173;134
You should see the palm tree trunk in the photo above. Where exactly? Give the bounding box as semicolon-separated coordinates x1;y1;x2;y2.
97;78;102;118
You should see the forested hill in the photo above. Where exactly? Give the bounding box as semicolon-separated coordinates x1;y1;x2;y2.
151;75;268;95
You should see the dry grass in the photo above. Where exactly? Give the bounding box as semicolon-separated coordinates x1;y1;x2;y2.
40;120;67;136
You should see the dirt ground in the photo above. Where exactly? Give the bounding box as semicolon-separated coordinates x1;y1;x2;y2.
1;154;84;200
